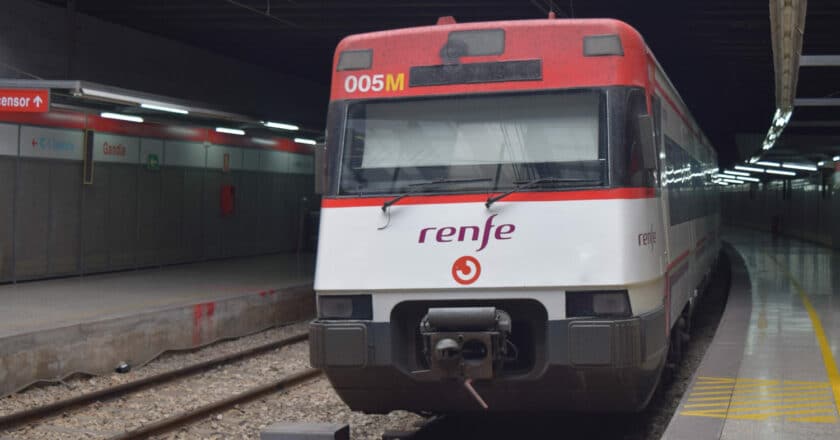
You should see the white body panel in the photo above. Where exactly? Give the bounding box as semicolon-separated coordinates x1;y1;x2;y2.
315;196;679;320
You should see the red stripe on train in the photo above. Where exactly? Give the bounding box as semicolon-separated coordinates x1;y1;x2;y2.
322;187;656;208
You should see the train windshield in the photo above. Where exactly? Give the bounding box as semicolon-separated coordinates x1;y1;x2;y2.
338;90;606;195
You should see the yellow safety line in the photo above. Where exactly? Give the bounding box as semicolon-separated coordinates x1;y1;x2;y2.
688;390;832;402
769;255;840;417
689;385;836;397
684;397;834;409
692;383;830;391
681;408;836;421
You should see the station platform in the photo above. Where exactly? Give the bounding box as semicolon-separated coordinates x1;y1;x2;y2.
0;254;315;396
664;228;840;439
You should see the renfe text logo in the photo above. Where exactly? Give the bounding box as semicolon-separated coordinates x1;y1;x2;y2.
418;214;515;252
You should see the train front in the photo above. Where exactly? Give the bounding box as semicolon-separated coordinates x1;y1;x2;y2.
310;18;669;413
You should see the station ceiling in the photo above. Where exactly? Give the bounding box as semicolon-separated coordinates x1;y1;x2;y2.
35;0;840;166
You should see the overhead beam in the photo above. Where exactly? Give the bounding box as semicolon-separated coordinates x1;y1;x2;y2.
769;0;808;111
800;55;840;66
794;98;840;106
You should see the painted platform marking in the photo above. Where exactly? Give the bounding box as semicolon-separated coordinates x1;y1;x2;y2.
680;377;837;422
769;255;840;417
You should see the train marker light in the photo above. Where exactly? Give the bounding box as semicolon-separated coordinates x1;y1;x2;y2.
216;127;245;135
263;121;299;131
781;162;817;171
583;34;624;56
100;112;143;123
337;49;373;71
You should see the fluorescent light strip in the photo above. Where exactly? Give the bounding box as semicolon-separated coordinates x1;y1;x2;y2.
735;165;764;173
722;178;744;184
294;137;317;145
100;112;143;123
732;175;760;182
141;103;189;115
216;127;245;136
263;121;299;131
756;161;781;167
781;163;818;171
833;155;840;161
766;169;796;176
723;170;749;176
251;138;277;146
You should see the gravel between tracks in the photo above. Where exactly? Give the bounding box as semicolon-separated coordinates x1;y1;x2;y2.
0;322;421;439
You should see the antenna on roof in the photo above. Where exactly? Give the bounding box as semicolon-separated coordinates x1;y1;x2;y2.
548;11;556;19
437;16;456;25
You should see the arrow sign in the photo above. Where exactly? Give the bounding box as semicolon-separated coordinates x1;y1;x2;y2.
0;89;50;113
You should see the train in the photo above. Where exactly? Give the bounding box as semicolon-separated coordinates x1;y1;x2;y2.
309;16;720;413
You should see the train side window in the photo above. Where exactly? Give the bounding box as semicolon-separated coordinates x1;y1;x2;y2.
625;89;653;187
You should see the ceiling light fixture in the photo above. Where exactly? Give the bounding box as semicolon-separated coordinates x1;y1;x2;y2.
781;162;818;171
756;160;782;167
766;169;796;176
723;170;750;176
141;103;189;115
734;165;765;173
263;121;299;131
216;127;245;135
100;112;143;123
294;137;317;145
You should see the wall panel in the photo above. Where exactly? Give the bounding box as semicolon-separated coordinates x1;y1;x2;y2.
106;164;138;270
136;167;162;267
81;165;108;273
48;161;82;276
0;158;15;282
14;160;50;280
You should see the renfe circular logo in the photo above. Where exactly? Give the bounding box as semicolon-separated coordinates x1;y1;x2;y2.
452;256;481;285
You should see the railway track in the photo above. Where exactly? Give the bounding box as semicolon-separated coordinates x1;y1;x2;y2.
0;332;321;439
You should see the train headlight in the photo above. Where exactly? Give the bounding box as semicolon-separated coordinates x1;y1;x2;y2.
318;295;373;320
566;290;631;318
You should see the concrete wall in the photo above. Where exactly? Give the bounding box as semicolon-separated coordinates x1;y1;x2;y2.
0;118;317;283
0;0;327;127
721;172;840;247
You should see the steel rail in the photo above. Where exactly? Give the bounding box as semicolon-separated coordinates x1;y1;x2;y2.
0;332;308;431
106;368;322;440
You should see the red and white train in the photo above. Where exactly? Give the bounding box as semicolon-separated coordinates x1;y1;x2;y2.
310;16;720;413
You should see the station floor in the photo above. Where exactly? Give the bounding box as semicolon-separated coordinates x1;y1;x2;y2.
0;254;314;338
664;228;840;439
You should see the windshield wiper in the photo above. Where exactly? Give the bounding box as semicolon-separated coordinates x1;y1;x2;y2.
381;177;492;212
485;177;600;208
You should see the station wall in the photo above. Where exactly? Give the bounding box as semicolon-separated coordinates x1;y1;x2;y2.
721;173;840;248
0;117;315;283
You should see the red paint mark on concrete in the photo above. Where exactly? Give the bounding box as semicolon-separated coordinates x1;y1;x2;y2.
192;304;203;345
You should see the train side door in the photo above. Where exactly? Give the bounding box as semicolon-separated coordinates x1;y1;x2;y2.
652;95;670;274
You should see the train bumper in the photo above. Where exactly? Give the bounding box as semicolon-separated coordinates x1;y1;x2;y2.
309;307;667;413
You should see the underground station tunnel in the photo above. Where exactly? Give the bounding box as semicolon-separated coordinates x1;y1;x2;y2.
1;0;840;439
